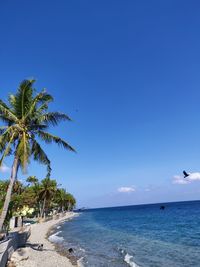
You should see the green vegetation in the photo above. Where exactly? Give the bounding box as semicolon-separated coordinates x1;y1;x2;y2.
0;177;76;228
0;80;75;230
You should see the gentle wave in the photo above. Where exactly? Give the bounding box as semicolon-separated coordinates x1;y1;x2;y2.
48;231;64;243
124;253;140;267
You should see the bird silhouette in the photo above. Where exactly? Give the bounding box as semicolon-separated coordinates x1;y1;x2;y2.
183;170;189;178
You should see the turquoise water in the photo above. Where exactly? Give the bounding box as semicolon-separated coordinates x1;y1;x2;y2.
51;201;200;266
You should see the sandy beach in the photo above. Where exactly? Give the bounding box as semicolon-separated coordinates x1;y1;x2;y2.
9;212;78;267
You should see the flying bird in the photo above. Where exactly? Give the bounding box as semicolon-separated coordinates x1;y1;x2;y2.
183;171;189;178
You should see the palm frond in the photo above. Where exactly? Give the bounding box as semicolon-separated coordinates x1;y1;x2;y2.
38;131;75;152
8;94;16;109
0;100;18;123
24;90;53;120
16;133;31;172
0;135;13;155
0;126;16;151
0;126;9;135
36;91;53;105
13;79;35;118
36;103;48;114
38;112;71;126
31;140;52;176
29;124;48;131
0;135;10;154
0;133;15;167
0;125;22;147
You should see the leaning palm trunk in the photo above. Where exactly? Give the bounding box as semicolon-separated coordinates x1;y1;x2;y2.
0;156;19;231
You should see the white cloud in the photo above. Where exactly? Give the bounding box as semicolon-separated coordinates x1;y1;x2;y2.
0;164;10;173
187;172;200;181
173;175;189;184
118;186;136;193
172;172;200;185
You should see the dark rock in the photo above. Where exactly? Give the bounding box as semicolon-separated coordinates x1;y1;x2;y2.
68;248;74;253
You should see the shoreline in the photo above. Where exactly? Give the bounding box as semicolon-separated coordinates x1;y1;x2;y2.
46;213;80;266
9;212;78;267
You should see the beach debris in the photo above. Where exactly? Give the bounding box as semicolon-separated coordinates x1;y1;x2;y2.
37;243;43;251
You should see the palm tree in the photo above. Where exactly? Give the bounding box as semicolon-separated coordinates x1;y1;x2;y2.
0;79;75;230
39;177;57;217
56;188;68;212
65;193;76;211
0;180;26;228
26;176;38;185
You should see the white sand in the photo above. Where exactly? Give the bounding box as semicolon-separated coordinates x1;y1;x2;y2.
11;212;77;267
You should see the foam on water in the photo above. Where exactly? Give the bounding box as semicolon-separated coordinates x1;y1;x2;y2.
48;231;64;243
119;248;139;267
77;257;85;267
124;253;140;267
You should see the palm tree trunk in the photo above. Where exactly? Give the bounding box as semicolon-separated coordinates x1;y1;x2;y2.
39;202;42;218
41;197;46;218
0;156;19;231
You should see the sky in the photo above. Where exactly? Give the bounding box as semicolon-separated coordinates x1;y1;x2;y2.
1;0;200;208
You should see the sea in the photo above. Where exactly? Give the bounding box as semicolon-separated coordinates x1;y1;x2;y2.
49;200;200;267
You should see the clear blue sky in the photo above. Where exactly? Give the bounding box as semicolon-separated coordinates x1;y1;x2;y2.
1;0;200;208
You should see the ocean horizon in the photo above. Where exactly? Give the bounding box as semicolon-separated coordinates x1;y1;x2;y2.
81;199;200;211
49;200;200;267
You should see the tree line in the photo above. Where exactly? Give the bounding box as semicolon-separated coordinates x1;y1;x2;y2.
0;176;76;228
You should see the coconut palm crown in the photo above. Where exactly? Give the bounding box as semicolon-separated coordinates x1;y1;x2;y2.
0;79;75;230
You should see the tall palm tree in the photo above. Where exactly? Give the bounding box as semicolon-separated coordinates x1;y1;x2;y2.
0;79;75;230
